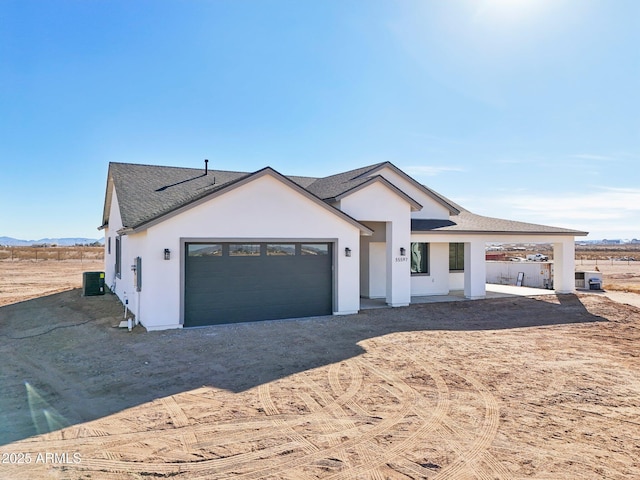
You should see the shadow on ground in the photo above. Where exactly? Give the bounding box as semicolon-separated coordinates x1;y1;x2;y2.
0;289;607;445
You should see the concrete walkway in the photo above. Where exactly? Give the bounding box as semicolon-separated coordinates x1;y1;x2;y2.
360;283;640;310
360;284;557;310
485;284;558;298
597;290;640;309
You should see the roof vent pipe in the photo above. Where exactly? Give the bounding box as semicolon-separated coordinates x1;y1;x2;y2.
204;159;209;175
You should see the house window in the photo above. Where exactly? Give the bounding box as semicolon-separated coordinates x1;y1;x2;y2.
410;243;429;275
449;243;464;271
107;237;111;255
115;236;122;278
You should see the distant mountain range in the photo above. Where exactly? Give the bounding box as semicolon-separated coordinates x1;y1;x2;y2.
0;236;104;246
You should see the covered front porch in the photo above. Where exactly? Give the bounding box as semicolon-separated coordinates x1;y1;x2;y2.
408;234;579;300
359;231;580;307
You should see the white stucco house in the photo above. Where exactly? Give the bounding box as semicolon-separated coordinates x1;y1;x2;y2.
100;161;587;331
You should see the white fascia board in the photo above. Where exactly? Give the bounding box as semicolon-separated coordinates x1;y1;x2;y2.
359;162;460;215
100;174;115;231
334;176;423;211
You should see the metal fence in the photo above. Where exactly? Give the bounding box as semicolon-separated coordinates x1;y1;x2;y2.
0;247;104;262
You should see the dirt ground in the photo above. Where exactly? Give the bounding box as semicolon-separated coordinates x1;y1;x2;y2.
1;261;640;479
0;260;104;307
576;259;640;294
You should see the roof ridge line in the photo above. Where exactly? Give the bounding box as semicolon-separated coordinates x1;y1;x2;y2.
110;161;251;175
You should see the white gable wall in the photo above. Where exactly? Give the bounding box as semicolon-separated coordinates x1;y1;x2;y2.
371;166;451;220
137;174;362;330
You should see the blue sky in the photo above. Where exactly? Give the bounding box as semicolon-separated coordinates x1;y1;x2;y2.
1;0;638;240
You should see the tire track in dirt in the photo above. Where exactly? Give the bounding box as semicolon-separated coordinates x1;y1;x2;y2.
257;383;321;456
238;362;372;479
431;368;504;480
162;395;191;428
296;375;351;456
70;441;306;477
331;358;451;479
7;355;509;479
162;395;198;453
11;410;373;455
307;363;362;445
241;357;420;479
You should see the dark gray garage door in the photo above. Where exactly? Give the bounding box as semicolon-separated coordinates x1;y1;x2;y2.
184;242;333;327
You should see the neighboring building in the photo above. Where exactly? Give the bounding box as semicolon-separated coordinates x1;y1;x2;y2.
486;261;554;289
100;161;587;330
485;252;508;261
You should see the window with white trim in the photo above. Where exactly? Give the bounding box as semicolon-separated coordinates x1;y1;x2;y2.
449;243;464;271
410;243;429;275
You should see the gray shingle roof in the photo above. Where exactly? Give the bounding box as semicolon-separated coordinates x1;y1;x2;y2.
102;163;377;233
103;162;395;230
304;162;460;214
285;175;319;189
412;209;588;236
104;163;251;229
409;183;587;235
102;161;587;237
304;163;385;200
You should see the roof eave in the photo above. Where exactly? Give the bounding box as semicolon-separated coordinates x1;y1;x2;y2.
101;167;115;228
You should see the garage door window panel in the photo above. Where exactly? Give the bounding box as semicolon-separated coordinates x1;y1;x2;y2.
188;244;223;256
229;244;261;256
267;244;296;256
301;244;329;255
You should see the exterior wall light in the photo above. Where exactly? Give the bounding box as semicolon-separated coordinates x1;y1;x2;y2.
164;248;171;260
345;247;352;257
400;247;406;256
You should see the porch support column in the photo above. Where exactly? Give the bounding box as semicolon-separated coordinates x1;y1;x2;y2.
385;220;410;307
553;238;576;294
464;240;486;299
